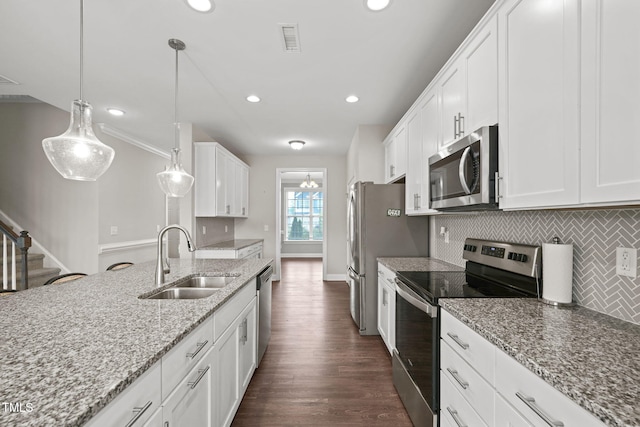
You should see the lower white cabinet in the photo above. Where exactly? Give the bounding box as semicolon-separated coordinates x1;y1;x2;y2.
377;263;396;355
196;241;263;260
162;348;214;427
87;281;258;427
441;309;605;427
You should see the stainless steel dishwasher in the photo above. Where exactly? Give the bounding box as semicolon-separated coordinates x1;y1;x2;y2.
256;264;273;367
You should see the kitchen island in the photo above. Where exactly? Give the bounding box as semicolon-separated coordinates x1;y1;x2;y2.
441;298;640;427
0;257;271;427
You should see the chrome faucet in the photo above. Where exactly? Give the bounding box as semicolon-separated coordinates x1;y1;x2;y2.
155;224;195;286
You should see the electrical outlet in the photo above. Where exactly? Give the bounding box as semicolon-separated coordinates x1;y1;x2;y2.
110;226;118;236
444;230;450;244
616;247;637;278
264;225;269;232
202;226;207;235
224;225;228;233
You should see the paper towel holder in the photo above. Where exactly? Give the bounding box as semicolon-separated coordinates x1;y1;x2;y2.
540;236;577;308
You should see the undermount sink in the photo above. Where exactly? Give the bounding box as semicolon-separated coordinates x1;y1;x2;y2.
144;288;218;300
173;275;235;289
141;275;238;299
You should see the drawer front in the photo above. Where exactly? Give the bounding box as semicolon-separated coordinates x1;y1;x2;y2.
495;392;534;427
214;281;256;341
377;263;396;287
86;362;161;427
238;243;262;259
440;372;489;427
441;310;495;384
495;349;605;427
162;315;214;400
441;340;494;425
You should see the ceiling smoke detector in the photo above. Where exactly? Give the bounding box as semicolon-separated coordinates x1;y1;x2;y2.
279;24;301;53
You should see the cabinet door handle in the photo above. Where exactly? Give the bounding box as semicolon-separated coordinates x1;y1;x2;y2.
446;406;468;427
390;165;395;178
382;288;387;306
447;332;469;350
495;172;503;200
454;115;459;138
417;194;421;209
458;113;464;136
186;340;209;359
516;392;564;426
124;401;153;427
446;368;469;389
188;366;210;389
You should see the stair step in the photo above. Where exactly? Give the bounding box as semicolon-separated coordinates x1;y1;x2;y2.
0;253;45;275
1;267;61;289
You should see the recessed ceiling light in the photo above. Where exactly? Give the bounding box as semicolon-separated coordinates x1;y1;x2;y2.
246;95;261;103
107;108;125;117
365;0;391;11
184;0;215;13
346;95;359;103
289;140;305;150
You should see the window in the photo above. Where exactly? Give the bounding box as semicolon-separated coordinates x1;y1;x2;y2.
285;190;323;241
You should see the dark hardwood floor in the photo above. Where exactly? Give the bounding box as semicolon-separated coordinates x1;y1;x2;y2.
232;258;412;426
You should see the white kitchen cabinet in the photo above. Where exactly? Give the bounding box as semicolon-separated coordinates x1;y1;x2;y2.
195;142;249;218
438;15;498;149
214;289;257;427
85;363;162;427
141;408;163;427
406;88;440;215
441;309;605;427
580;0;640;205
383;125;407;183
376;263;396;355
162;348;214;427
497;0;581;209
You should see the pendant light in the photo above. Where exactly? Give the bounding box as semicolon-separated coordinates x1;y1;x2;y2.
156;39;195;198
42;0;115;181
300;173;318;188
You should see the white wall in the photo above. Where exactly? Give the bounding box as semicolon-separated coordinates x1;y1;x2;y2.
234;154;347;279
0;102;167;274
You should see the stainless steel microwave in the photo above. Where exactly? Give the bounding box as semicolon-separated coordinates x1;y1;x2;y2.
428;125;499;211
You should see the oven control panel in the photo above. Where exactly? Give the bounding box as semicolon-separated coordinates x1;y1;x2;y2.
463;238;541;278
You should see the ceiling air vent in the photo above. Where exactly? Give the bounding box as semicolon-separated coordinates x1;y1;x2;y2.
0;74;19;85
279;23;301;53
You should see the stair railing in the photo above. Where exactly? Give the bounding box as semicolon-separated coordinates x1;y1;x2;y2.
0;220;32;291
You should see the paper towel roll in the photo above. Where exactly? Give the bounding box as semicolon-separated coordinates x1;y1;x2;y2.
542;242;574;304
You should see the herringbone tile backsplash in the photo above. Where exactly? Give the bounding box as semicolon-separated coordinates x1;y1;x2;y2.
431;209;640;325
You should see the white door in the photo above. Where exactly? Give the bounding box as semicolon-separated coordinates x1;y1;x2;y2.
581;0;640;204
498;0;580;209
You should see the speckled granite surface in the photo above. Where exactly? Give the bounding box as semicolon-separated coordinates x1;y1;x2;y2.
440;299;640;427
377;257;463;273
198;238;263;251
0;257;271;427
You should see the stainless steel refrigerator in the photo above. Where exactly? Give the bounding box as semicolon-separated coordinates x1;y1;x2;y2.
347;181;429;335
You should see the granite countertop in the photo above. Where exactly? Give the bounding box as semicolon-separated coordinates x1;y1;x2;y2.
377;256;463;273
0;257;272;427
197;238;263;251
440;298;640;427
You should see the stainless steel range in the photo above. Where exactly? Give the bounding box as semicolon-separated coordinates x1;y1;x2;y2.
392;238;542;427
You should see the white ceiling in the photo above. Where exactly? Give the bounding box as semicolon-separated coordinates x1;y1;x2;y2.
0;0;494;158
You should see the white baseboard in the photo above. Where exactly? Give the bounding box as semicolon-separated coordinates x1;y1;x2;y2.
324;274;346;282
281;253;323;258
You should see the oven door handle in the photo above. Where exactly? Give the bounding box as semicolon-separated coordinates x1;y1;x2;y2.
395;278;438;318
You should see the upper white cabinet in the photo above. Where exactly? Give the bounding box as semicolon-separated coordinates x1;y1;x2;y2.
438;16;498;149
195;142;249;218
405;89;440;215
383;125;407;183
580;0;640;204
498;0;581;209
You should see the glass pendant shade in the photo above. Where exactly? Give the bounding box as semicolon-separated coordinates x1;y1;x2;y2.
157;148;194;197
42;100;115;181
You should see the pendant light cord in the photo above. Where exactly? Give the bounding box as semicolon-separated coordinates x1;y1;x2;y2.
174;43;179;150
79;0;84;101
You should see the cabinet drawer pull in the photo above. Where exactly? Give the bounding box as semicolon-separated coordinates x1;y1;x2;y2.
446;406;468;427
188;366;210;389
186;340;209;359
446;368;469;389
516;392;564;427
447;332;469;350
124;400;152;427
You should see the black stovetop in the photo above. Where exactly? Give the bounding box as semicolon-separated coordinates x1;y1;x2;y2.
396;264;537;305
